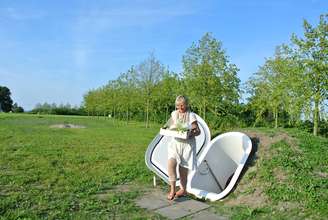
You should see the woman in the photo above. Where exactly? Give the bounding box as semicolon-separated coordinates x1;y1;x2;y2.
166;95;200;200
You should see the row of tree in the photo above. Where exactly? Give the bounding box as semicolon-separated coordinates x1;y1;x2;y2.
246;14;328;136
83;33;241;129
83;14;327;136
31;103;85;115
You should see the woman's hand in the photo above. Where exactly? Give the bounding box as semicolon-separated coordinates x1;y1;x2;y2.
188;121;200;138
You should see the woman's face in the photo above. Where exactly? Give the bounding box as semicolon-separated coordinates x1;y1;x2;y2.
176;101;187;113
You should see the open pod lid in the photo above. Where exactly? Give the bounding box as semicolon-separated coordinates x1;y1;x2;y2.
145;114;252;201
186;131;252;201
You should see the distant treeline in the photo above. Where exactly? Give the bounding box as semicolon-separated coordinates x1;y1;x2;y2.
31;103;86;116
82;14;328;136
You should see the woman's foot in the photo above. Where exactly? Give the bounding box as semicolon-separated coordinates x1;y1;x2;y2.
167;191;176;200
175;189;187;198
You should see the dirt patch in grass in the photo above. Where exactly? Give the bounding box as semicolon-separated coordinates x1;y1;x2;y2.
314;171;328;178
277;201;301;212
273;167;288;183
244;130;300;153
50;124;86;129
225;187;267;208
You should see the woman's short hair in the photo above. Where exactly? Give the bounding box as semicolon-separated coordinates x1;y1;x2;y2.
175;95;189;108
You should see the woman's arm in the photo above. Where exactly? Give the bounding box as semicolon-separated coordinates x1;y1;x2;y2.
162;117;173;129
188;121;200;137
162;111;176;129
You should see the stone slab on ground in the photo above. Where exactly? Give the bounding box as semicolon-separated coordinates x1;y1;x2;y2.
136;188;227;220
135;189;190;210
155;199;210;219
188;210;228;220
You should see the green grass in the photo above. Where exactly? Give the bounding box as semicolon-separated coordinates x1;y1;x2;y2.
213;128;328;220
0;113;163;219
1;114;327;219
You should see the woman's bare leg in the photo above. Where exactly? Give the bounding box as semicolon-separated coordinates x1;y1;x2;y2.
167;158;177;199
176;165;188;196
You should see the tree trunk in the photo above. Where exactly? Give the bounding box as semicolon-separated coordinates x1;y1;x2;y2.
274;107;278;129
126;108;129;124
288;112;292;127
113;108;116;124
313;97;319;136
203;99;206;121
146;99;149;128
254;109;264;127
165;106;168;122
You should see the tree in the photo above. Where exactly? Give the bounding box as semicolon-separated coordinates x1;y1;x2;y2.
116;66;141;123
182;32;240;121
83;89;99;116
152;71;181;122
246;45;306;128
135;52;165;127
246;65;272;127
291;14;328;135
0;86;13;112
101;80;121;119
12;103;24;113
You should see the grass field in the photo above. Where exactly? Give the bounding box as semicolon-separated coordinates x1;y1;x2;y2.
213;127;328;219
0;113;327;219
0;113;162;219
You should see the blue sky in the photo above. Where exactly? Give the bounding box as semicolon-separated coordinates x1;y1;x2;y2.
1;0;327;110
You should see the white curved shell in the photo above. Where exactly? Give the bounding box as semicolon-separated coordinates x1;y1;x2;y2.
187;132;252;201
145;115;252;201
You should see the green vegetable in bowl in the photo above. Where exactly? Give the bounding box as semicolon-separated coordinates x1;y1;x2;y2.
174;120;189;132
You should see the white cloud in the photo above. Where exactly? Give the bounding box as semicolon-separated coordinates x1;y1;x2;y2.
0;7;46;21
74;5;195;31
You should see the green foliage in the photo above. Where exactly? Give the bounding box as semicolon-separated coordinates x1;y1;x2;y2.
182;32;240;121
0;86;13;112
31;102;85;115
135;52;166;127
246;14;328;135
258;132;328;217
152;72;181;122
83;53;170;127
83;34;243;130
299;119;328;137
291;14;328;136
12;103;24;113
246;44;304;129
212;128;328;219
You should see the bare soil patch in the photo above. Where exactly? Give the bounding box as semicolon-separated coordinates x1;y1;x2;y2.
314;171;328;178
49;124;86;129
